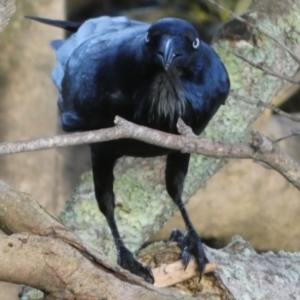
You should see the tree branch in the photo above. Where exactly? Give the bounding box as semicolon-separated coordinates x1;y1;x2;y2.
234;52;300;84
0;233;194;300
1;117;299;191
0;178;215;289
1;180;300;300
233;93;300;123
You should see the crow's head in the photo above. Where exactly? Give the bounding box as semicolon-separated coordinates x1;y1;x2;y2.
144;18;200;71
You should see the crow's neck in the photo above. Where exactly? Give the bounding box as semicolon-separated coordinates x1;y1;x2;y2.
146;70;186;129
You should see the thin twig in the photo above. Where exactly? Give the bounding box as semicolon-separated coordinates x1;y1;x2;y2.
205;0;300;65
273;132;298;143
0;127;126;155
232;93;300;123
235;53;300;84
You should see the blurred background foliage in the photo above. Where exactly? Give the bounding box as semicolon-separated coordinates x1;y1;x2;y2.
66;0;252;43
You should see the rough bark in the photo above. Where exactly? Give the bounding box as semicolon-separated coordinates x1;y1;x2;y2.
0;180;228;300
1;180;300;300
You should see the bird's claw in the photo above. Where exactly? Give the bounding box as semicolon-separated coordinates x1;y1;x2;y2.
181;246;191;269
170;228;209;278
118;247;154;284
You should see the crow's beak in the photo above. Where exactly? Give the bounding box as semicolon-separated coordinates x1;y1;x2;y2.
156;37;176;71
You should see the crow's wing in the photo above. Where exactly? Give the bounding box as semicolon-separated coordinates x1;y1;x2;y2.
52;16;147;93
50;16;149;131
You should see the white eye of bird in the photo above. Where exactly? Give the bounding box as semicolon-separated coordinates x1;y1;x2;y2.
193;38;200;49
145;32;150;43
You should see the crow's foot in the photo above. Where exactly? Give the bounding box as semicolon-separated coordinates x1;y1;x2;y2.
118;246;154;284
170;228;209;279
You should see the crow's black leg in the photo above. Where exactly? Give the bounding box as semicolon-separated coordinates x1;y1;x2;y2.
165;152;208;278
90;144;154;283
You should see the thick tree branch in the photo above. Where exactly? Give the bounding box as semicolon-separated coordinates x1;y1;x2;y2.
1;180;300;300
0;234;194;300
0;180;216;299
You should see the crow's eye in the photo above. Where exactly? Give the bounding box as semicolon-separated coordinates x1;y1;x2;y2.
145;32;150;43
192;38;200;49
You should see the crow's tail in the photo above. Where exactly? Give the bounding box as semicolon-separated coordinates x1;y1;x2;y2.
25;16;82;33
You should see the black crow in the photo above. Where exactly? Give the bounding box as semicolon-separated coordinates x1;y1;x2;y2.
28;16;230;283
